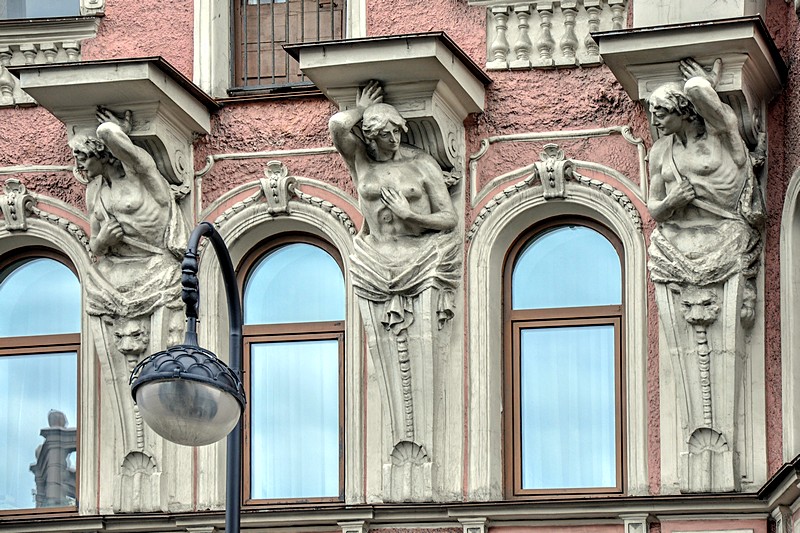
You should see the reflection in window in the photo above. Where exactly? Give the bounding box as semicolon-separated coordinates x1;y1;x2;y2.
0;0;81;19
242;238;344;502
505;221;623;496
0;254;80;511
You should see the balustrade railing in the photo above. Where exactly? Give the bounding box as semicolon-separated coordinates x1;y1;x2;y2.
471;0;627;70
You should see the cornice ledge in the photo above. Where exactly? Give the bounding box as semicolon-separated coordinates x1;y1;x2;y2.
0;16;102;46
595;16;786;147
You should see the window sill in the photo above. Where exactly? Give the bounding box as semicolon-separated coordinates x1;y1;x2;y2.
222;83;325;104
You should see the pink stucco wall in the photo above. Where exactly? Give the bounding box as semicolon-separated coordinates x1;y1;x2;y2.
0;0;797;498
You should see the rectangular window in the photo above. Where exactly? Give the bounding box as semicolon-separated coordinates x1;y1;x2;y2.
245;331;343;502
0;0;80;19
506;314;623;496
232;0;345;90
0;342;78;512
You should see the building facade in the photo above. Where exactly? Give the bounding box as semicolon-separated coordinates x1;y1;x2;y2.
1;0;800;532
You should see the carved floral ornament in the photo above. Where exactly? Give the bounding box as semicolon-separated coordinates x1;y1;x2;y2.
466;143;643;241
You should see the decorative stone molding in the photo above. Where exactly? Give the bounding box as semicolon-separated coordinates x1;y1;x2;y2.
469;125;648;206
465;166;649;499
467;146;643;241
1;178;35;231
781;167;800;461
10;58;218;189
596;17;786;148
286;32;490;178
620;513;652;533
0;16;101;106
468;0;627;69
339;520;370;533
459;517;488;533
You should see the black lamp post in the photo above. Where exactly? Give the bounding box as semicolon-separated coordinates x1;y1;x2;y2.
130;222;245;533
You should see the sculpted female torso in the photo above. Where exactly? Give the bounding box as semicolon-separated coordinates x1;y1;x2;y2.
329;81;456;257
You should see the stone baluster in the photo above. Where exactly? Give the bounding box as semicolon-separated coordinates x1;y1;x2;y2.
63;41;81;62
510;5;533;69
535;1;555;67
20;44;38;65
559;0;579;66
0;47;12;66
40;42;58;64
610;0;626;30
487;6;512;69
583;0;601;57
0;66;14;106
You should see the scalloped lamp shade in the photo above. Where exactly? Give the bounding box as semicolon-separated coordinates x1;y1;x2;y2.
130;345;246;447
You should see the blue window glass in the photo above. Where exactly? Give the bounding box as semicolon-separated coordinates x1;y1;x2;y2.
519;325;616;489
243;239;344;502
250;339;340;499
507;221;622;495
0;254;80;511
0;257;81;337
244;242;345;325
512;225;621;310
3;0;80;18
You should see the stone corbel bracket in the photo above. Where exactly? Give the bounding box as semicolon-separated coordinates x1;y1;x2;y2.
595;16;786;148
286;32;491;176
9;58;219;187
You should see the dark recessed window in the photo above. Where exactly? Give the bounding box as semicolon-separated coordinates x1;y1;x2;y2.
232;0;345;90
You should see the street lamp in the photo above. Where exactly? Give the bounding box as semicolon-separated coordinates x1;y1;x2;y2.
130;221;246;533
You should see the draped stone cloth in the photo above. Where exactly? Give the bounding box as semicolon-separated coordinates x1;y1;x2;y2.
85;186;188;318
350;231;460;334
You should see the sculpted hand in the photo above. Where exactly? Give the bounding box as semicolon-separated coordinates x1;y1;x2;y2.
666;179;696;210
357;80;383;109
380;187;413;220
680;58;721;88
97;107;133;135
96;217;125;249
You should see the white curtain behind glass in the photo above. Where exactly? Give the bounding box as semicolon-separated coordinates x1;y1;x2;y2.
520;325;616;489
250;340;339;499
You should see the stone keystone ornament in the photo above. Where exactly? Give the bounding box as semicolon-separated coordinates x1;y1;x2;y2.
330;80;461;501
646;58;765;493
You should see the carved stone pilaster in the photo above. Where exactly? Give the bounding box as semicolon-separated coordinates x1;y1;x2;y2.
339;520;370;533
1;178;35;231
293;34;488;503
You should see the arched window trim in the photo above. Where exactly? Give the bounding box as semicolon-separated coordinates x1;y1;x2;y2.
465;183;649;500
0;247;81;516
238;233;346;504
502;217;625;497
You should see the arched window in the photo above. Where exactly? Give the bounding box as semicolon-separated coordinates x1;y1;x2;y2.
240;235;345;503
504;218;624;496
0;250;80;512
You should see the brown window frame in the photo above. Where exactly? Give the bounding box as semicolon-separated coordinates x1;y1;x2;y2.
231;0;346;93
0;249;81;517
239;234;345;505
502;217;626;498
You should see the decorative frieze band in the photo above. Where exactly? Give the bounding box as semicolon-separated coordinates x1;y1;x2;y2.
470;0;627;69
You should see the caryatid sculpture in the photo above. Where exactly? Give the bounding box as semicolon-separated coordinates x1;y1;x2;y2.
330;81;460;501
646;59;765;492
70;107;190;509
